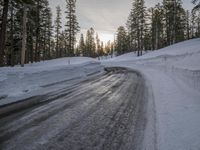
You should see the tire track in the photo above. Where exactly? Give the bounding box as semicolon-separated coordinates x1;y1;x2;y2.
0;68;148;150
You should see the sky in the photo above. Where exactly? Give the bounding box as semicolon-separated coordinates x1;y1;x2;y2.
49;0;194;43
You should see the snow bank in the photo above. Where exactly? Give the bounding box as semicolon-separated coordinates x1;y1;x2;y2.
0;57;104;104
102;38;200;150
102;51;150;62
105;38;200;92
138;38;200;60
147;65;200;92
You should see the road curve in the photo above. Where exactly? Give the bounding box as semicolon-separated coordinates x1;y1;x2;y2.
0;67;147;150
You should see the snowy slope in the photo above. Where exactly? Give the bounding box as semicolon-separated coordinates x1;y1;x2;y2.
104;38;200;69
102;38;200;150
0;57;104;105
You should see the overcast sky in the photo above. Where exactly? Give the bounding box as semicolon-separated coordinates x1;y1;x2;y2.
49;0;194;42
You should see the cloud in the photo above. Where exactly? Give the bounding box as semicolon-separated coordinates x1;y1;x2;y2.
49;0;194;41
76;0;132;33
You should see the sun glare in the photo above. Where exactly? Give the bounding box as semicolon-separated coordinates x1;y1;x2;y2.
98;33;114;44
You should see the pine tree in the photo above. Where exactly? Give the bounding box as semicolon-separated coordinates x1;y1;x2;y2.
59;31;67;57
46;7;53;59
40;0;48;61
0;0;56;66
116;26;128;55
100;42;104;56
191;11;196;38
175;1;186;42
8;0;15;66
192;0;200;10
85;30;90;57
18;0;35;66
85;28;96;57
4;0;35;67
65;0;79;57
150;3;164;50
21;3;27;67
78;33;85;56
110;42;114;58
163;0;186;45
185;10;190;40
26;0;38;64
194;11;200;37
7;0;24;65
35;0;41;62
127;0;147;56
0;0;3;18
96;33;101;58
0;0;9;66
105;41;111;55
55;5;62;58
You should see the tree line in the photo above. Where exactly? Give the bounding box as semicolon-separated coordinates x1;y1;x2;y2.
77;28;114;59
0;0;79;67
0;0;114;67
115;0;200;56
1;0;199;67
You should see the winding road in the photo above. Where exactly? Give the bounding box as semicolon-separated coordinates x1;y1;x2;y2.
0;68;147;150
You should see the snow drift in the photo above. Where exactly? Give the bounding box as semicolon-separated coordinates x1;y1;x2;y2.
0;57;104;105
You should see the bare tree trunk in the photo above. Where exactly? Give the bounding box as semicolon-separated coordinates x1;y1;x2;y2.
0;0;9;66
30;39;34;63
10;1;15;66
56;33;59;58
173;0;176;44
43;26;47;61
155;22;158;50
21;5;27;67
137;26;140;57
48;38;51;59
140;26;143;56
35;1;40;62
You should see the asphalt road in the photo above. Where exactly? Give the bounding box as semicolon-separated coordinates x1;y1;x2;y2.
0;67;147;150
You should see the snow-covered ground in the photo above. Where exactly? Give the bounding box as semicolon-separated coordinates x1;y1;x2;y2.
102;38;200;150
0;38;200;150
0;57;104;106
